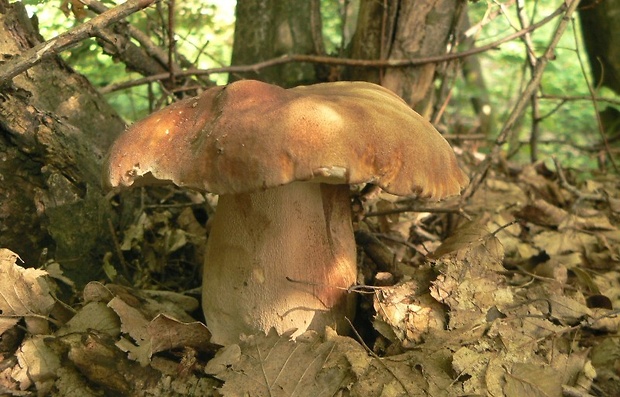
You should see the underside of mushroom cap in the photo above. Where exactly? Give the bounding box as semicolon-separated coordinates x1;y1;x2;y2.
105;80;469;200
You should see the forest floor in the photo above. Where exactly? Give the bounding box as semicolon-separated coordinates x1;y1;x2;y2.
1;152;619;397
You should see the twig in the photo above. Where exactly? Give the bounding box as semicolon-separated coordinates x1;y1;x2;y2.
374;232;425;254
0;0;160;86
463;0;516;40
495;0;581;147
552;157;606;202
490;220;519;237
538;94;620;105
514;0;543;162
345;317;413;396
570;18;618;172
285;276;384;295
167;0;176;84
365;204;464;217
442;133;488;141
100;6;565;93
463;0;582;201
106;218;130;276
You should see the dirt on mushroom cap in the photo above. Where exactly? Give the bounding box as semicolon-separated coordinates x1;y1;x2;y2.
105;80;469;200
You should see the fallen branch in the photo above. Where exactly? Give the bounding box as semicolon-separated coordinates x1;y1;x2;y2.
552;156;606;202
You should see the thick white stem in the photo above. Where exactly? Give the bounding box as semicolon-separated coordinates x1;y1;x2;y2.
202;182;357;345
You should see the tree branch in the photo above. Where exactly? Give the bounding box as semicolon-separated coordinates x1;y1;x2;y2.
0;0;160;86
100;4;565;93
79;0;173;72
538;94;620;105
463;0;582;200
495;0;581;147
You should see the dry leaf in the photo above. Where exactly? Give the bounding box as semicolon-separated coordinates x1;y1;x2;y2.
217;329;356;396
428;220;491;259
0;249;55;335
0;317;19;335
82;281;115;303
503;363;563;397
373;280;445;346
515;199;569;227
204;344;241;375
13;336;60;393
107;296;152;365
57;301;121;338
148;314;213;354
532;230;598;256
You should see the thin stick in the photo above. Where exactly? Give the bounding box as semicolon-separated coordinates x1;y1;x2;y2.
167;0;176;84
285;276;385;295
464;0;582;201
552;156;606;202
538;94;620;105
345;317;412;395
107;218;130;276
79;0;170;69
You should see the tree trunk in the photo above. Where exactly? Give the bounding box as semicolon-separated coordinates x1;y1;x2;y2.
579;0;620;94
0;0;123;283
347;0;464;114
229;0;324;86
579;0;620;148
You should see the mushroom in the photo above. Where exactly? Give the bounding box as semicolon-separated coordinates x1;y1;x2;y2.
104;80;469;345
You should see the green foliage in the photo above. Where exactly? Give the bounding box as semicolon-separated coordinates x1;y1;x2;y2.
320;0;345;54
25;0;617;168
26;0;235;122
448;0;612;168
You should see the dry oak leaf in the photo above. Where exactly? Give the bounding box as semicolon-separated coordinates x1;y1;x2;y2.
211;328;461;396
12;335;60;393
211;328;359;397
107;294;213;366
0;248;55;335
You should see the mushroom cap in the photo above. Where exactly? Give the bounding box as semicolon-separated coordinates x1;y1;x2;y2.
105;80;468;199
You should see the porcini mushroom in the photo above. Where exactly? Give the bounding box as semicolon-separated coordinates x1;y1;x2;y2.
104;80;469;345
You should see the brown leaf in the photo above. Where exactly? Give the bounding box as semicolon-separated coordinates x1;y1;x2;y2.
428;221;483;258
217;329;357;396
148;314;214;354
0;249;55;335
14;336;60;393
57;301;121;338
515;199;569;227
373;280;446;346
503;363;563;397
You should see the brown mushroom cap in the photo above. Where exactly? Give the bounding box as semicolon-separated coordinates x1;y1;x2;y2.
105;80;468;199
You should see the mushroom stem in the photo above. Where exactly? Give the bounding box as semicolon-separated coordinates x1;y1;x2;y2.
202;182;357;345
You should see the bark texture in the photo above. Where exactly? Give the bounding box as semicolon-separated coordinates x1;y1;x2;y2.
0;0;123;282
229;0;324;86
579;0;620;94
579;0;620;140
347;0;463;113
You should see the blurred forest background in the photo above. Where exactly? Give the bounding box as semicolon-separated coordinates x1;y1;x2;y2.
1;0;620;395
23;0;620;166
